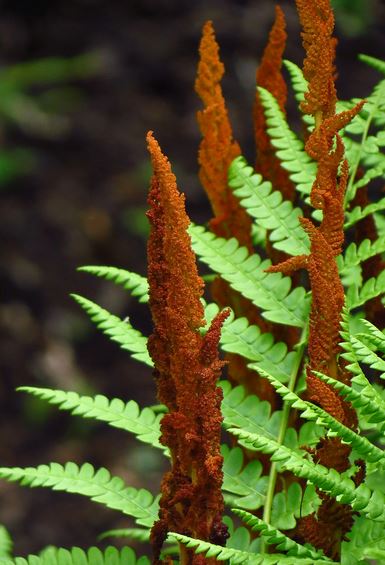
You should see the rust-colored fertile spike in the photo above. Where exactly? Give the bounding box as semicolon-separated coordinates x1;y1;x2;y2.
146;131;228;564
195;21;253;250
268;1;363;558
295;0;337;121
254;6;294;202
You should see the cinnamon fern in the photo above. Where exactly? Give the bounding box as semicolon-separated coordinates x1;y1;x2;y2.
2;1;385;563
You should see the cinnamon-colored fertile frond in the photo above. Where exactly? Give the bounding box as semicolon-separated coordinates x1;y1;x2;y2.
254;6;294;203
295;0;337;119
299;218;343;377
146;132;228;563
195;21;253;250
256;6;287;112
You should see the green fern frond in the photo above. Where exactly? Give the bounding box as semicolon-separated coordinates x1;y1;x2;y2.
232;509;331;561
228;156;310;255
360;319;385;353
312;371;385;428
0;463;159;528
346;270;385;309
78;266;149;303
98;528;150;542
212;305;297;382
0;546;150;565
189;225;310;327
259;369;385;466
338;236;385;275
257;87;316;196
170;533;333;564
270;482;320;530
17;387;166;454
343;515;385;563
283;60;307;103
221;381;282;442
345;196;385;229
221;445;268;510
350;335;385;377
345;80;385;202
71;294;153;366
223;515;259;553
0;527;12;559
228;428;385;522
359;53;385;76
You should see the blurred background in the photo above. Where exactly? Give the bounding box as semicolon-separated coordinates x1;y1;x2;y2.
0;0;385;556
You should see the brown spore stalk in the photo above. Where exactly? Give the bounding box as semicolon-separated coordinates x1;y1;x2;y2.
267;0;364;558
254;5;294;203
195;20;253;250
146;132;229;564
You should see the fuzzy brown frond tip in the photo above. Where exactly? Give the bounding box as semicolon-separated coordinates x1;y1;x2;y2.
195;21;253;250
254;6;295;259
146;131;227;563
296;0;337;119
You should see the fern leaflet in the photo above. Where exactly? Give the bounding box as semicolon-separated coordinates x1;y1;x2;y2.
346;270;385;309
229;427;385;522
71;294;152;366
337;236;385;274
0;463;159;528
170;533;334;564
221;445;268;510
257;86;316;196
78;266;149;303
0;527;12;559
228;156;310;255
189;225;310;327
0;547;150;565
17;387;166;454
232;509;331;561
205;303;297;383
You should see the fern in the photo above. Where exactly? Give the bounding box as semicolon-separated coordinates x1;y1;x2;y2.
0;463;159;528
359;319;385;353
359;53;385;76
0;547;150;565
345;79;385;202
0;527;12;560
345;196;385;229
337;236;385;274
228;156;310;255
269;482;320;531
189;224;310;327
221;381;282;442
71;294;152;366
232;509;329;561
78;266;149;303
343;515;385;564
4;4;385;563
229;427;385;522
256;87;316;196
17;387;166;454
221;445;268;510
350;335;385;378
206;303;297;383
346;270;385;310
283;60;307;103
258;368;385;467
313;371;385;430
171;533;335;564
98;527;151;542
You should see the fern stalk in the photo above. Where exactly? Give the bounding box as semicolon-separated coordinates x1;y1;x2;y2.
261;325;307;551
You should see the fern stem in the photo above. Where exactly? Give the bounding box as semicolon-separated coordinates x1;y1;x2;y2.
261;326;307;553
